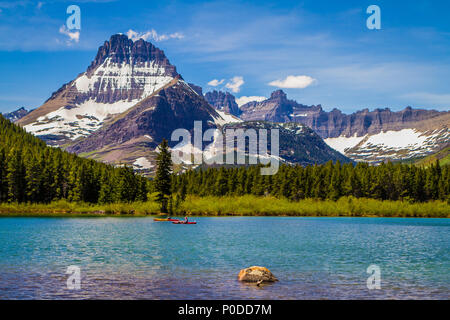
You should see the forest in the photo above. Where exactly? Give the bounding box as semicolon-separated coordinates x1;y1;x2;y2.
0;114;148;204
0;114;449;214
172;160;449;203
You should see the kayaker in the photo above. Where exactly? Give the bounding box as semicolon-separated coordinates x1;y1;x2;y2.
184;216;188;223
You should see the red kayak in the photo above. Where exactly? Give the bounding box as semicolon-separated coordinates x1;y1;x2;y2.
172;221;197;224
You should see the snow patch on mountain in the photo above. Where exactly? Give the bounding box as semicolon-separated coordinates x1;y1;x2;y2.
24;99;140;140
324;134;365;154
75;57;174;97
362;129;429;149
236;96;266;107
133;157;154;170
325;128;450;163
212;110;242;126
24;56;175;141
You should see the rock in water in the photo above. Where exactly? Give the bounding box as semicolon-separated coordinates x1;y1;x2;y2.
238;266;278;283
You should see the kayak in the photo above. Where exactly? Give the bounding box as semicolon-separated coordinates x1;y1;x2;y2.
154;218;179;222
172;221;197;225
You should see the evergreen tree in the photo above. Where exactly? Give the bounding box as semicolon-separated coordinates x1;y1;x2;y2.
328;161;342;200
25;155;42;203
0;148;8;202
6;148;26;202
98;169;115;204
154;139;173;212
214;167;228;196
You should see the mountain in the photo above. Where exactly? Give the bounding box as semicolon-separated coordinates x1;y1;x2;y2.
14;34;346;174
18;34;180;145
204;90;241;116
240;90;311;122
66;76;349;174
66;77;225;171
2;107;31;122
240;90;450;163
219;121;350;166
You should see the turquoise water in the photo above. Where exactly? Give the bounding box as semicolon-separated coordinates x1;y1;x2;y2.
0;217;448;299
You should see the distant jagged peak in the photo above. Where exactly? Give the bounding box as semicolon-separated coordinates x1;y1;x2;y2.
2;107;31;122
269;89;288;100
204;90;240;117
86;33;178;77
205;90;236;100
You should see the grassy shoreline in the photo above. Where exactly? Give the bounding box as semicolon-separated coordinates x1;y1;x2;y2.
0;196;448;218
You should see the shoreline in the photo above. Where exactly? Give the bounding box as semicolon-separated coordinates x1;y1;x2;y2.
1;214;448;219
0;196;448;218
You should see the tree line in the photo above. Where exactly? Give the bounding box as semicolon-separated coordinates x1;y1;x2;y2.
0;115;148;204
1;114;448;207
172;160;449;203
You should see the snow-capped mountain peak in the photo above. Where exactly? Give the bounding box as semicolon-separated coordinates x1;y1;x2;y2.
18;34;178;144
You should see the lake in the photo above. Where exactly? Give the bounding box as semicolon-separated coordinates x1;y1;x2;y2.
0;217;448;299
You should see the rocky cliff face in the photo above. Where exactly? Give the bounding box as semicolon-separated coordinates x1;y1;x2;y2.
204;90;241;116
18;34;179;145
239;90;450;163
86;35;177;78
188;83;203;96
240;90;318;122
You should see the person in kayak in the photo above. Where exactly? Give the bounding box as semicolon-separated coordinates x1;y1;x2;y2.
184;216;188;223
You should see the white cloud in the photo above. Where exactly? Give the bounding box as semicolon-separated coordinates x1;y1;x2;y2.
37;2;43;9
207;79;224;86
269;75;317;89
225;76;244;93
59;25;79;44
127;29;184;42
236;96;266;107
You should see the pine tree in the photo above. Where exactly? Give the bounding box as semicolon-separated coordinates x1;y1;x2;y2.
25;154;42;203
236;168;247;196
98;169;115;204
214;167;228;196
412;168;425;202
68;165;82;202
154;139;173;212
0;148;8;202
6;148;26;202
328;161;342;200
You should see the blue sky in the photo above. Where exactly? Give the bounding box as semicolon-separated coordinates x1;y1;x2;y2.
0;0;449;113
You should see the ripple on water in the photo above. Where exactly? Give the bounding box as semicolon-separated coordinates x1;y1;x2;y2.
0;217;448;299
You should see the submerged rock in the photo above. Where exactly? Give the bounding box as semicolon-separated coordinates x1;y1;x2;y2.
238;266;278;283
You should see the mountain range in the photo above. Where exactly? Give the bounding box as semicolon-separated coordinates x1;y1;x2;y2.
236;90;449;163
12;34;349;174
5;34;448;171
